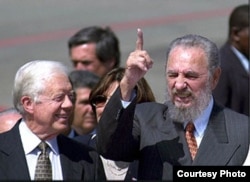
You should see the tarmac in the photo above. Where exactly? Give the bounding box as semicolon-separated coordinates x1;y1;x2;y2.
0;0;248;109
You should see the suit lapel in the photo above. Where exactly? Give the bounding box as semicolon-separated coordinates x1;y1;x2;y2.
60;154;83;180
0;121;30;179
193;103;240;165
224;43;249;76
156;137;185;165
158;110;194;165
57;136;83;180
156;112;185;165
175;122;194;165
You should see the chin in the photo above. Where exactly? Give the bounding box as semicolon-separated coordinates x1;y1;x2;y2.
55;123;68;130
175;102;192;109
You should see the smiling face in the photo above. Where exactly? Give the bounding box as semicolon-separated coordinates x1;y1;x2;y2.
23;74;74;139
165;46;216;122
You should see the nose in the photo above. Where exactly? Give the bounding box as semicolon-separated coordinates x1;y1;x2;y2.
75;63;87;70
62;95;73;109
86;103;93;112
174;75;187;90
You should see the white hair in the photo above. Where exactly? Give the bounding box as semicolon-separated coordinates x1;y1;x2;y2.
13;60;70;114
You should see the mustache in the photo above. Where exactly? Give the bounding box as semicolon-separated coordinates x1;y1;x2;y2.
172;88;193;97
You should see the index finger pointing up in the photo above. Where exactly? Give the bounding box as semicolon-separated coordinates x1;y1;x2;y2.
136;28;143;50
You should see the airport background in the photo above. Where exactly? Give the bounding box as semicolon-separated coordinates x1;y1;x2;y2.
0;0;248;109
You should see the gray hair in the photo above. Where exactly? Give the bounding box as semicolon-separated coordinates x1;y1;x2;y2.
165;34;220;77
13;60;71;114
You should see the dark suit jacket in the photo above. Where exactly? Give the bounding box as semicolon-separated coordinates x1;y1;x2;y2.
97;88;249;181
74;133;139;181
213;42;249;116
74;133;96;149
0;120;106;181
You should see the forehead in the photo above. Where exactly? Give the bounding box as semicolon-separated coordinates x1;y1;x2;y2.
75;87;91;96
71;43;97;54
167;46;208;71
43;74;72;94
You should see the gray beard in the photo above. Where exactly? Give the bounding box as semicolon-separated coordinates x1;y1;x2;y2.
165;82;212;123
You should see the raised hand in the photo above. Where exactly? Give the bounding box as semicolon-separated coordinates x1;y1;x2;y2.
120;28;153;101
136;28;143;50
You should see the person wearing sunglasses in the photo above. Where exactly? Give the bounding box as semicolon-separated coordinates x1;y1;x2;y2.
90;67;155;122
75;67;155;181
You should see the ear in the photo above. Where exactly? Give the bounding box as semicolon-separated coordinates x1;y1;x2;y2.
21;96;35;114
231;27;241;42
107;58;116;70
211;67;221;90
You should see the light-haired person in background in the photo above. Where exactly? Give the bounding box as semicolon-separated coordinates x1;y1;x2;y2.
0;107;21;133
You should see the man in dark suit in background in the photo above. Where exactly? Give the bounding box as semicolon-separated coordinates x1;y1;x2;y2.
96;29;249;181
68;26;120;78
213;4;249;116
62;70;100;138
0;60;105;180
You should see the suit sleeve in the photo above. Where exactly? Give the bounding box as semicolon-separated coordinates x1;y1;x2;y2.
96;87;140;162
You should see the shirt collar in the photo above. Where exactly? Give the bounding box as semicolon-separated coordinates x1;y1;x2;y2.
184;97;213;137
19;120;59;155
231;46;249;72
67;128;76;138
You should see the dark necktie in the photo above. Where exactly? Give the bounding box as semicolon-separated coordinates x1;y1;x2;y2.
185;122;198;160
34;141;52;180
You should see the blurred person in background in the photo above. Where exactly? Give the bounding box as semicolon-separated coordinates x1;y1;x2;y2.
0;107;21;133
213;4;249;116
63;70;100;137
75;67;155;180
68;26;120;77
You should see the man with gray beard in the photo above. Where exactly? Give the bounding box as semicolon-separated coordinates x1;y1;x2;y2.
165;75;211;123
96;29;249;181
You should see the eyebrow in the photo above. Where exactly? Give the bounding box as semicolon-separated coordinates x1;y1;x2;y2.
167;70;207;77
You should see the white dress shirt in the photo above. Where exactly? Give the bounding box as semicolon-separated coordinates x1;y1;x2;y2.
231;46;249;73
183;98;213;147
243;145;250;166
19;120;63;180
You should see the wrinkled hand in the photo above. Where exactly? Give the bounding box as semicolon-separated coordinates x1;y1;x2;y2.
120;29;153;101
